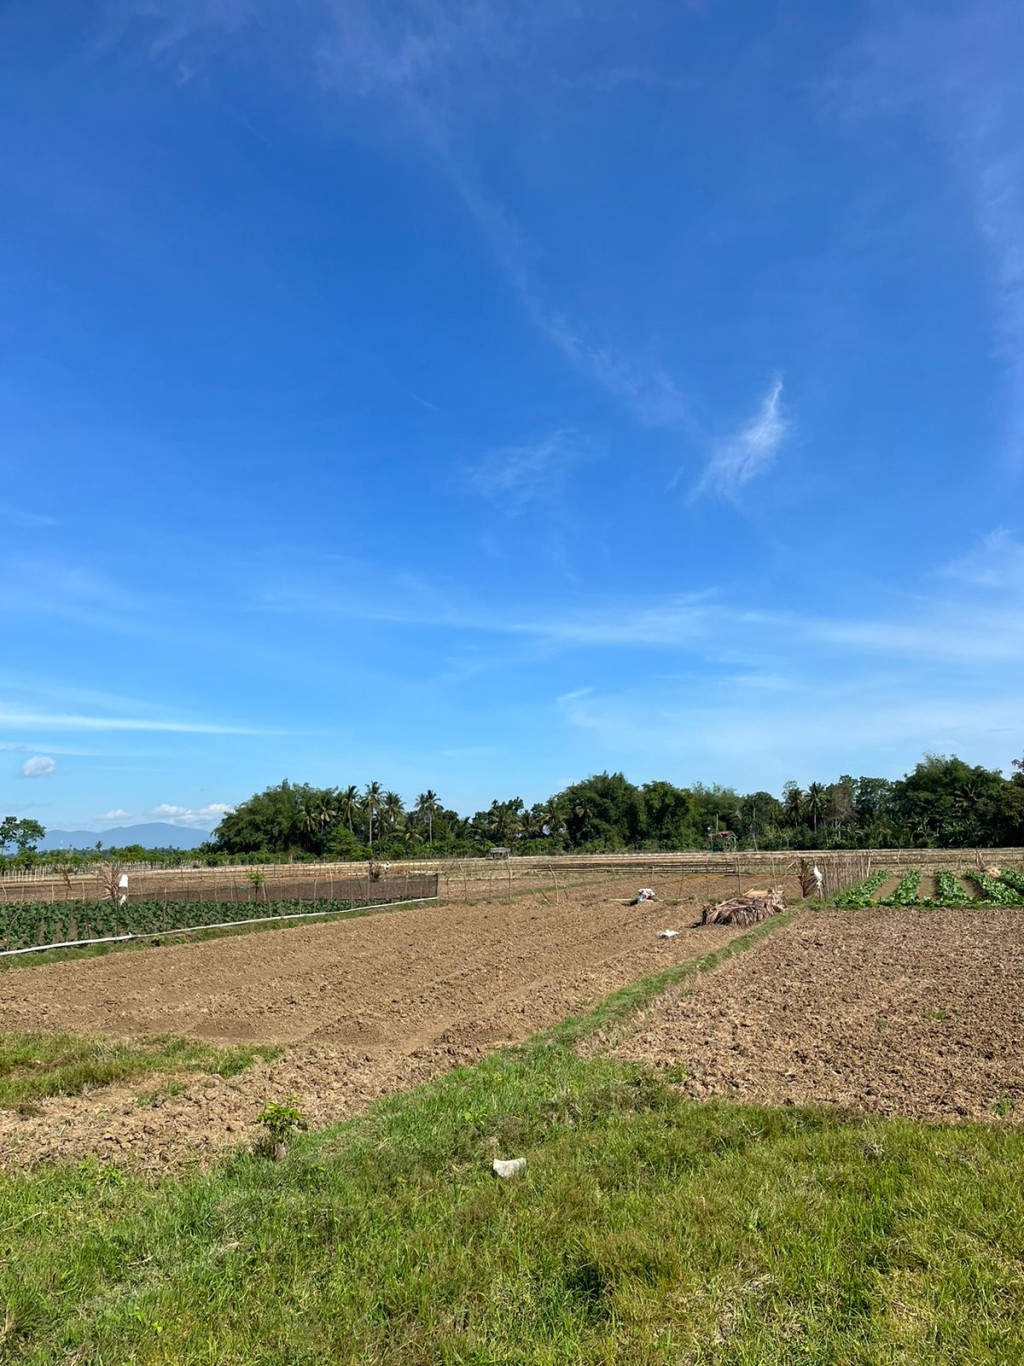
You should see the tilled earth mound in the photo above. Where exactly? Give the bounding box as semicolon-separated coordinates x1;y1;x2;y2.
615;908;1024;1122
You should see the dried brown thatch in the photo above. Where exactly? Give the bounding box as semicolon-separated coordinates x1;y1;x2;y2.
699;889;786;927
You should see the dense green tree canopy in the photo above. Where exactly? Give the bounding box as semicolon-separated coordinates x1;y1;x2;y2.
0;817;45;856
202;753;1024;858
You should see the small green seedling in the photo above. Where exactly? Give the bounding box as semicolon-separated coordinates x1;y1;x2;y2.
255;1097;308;1158
993;1096;1015;1118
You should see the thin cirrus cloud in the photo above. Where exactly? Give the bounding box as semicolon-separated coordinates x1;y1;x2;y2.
468;430;592;509
556;675;1024;784
0;707;273;735
127;1;703;452
18;755;56;778
689;377;787;501
833;0;1024;469
939;528;1024;592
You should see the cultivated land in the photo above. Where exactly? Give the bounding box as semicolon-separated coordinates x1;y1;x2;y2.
2;863;1024;1362
0;872;769;1170
615;907;1024;1122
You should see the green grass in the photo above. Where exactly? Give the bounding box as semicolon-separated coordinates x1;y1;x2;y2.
1;908;1022;1362
0;1031;280;1112
1;1047;1023;1363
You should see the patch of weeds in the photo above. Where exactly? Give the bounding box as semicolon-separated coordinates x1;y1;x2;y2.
0;1030;279;1111
924;1007;950;1021
253;1096;308;1159
993;1096;1015;1118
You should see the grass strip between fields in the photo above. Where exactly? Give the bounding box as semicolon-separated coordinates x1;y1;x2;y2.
0;1032;282;1113
542;906;798;1051
1;904;1023;1363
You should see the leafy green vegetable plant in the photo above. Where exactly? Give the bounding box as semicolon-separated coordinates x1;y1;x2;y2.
935;870;972;904
878;870;922;906
969;872;1024;906
832;870;890;907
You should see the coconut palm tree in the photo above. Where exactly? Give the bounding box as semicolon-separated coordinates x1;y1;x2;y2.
783;781;804;826
339;784;360;833
381;790;405;835
804;782;829;835
537;798;567;840
415;790;439;844
363;781;383;850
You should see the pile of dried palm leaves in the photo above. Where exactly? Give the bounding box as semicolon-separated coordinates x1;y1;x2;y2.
699;887;786;927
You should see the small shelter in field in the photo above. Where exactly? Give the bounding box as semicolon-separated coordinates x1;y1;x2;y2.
488;846;510;860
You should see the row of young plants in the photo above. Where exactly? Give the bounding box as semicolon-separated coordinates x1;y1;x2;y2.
0;894;404;954
878;870;923;906
831;870;892;907
968;871;1024;906
935;869;972;904
831;866;1024;909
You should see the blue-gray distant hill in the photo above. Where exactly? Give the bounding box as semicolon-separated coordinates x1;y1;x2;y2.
38;823;211;851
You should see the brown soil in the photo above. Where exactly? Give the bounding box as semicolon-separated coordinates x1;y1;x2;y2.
615;908;1024;1123
0;875;771;1171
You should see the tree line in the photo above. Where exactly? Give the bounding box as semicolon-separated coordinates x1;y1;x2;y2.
4;753;1023;870
204;753;1024;859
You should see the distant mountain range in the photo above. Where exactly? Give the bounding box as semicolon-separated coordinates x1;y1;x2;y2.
38;822;212;851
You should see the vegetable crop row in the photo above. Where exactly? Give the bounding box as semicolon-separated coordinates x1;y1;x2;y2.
878;870;923;906
998;870;1024;897
832;870;891;907
968;872;1024;906
935;870;973;904
0;895;406;954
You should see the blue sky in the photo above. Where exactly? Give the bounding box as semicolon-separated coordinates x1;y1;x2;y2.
3;0;1024;832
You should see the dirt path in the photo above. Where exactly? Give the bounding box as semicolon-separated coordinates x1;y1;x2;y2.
0;877;761;1170
615;908;1024;1123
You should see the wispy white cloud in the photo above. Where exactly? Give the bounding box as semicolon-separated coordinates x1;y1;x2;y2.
690;376;787;500
97;809;131;820
939;528;1024;592
124;0;703;445
556;673;1024;786
18;755;56;778
542;313;694;430
0;707;272;735
105;0;256;61
468;429;593;509
253;526;1024;667
835;1;1024;469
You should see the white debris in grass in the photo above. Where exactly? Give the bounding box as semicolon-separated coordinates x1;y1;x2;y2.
492;1157;527;1178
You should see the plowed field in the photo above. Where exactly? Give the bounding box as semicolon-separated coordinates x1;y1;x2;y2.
616;907;1024;1123
0;873;770;1169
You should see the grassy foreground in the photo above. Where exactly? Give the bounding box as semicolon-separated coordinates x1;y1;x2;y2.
1;913;1022;1363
